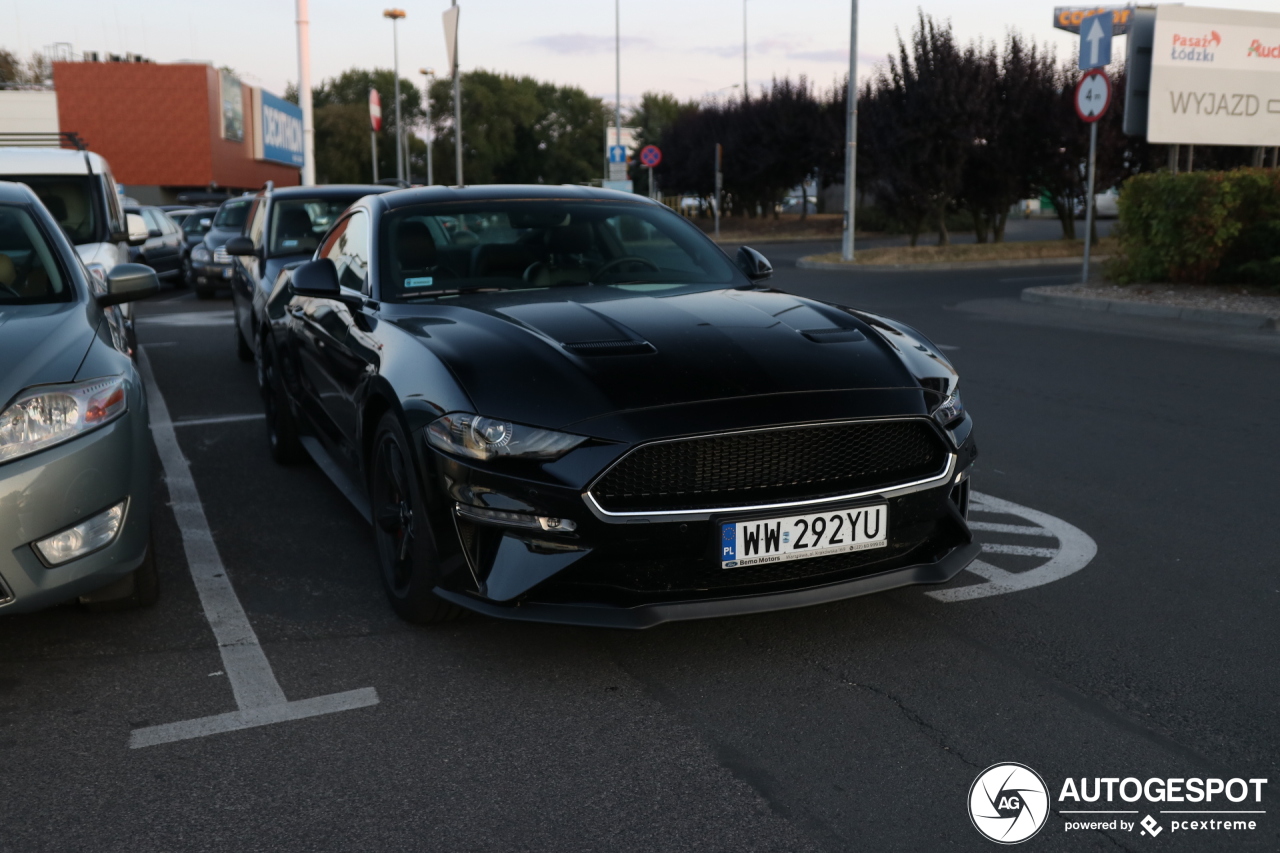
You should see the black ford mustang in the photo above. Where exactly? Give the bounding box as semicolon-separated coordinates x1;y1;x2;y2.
260;186;979;628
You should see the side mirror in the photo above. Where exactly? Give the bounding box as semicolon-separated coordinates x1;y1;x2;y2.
289;258;340;297
98;263;161;306
737;246;773;282
147;228;163;239
224;236;257;257
125;213;149;247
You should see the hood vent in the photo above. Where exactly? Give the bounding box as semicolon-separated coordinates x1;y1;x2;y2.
801;328;866;343
562;339;655;357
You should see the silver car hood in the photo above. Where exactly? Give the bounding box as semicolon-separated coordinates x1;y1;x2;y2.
0;302;97;408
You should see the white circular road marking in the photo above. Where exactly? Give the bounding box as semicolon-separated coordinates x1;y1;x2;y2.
928;491;1097;602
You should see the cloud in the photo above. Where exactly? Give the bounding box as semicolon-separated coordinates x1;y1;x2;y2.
528;34;652;54
786;49;883;65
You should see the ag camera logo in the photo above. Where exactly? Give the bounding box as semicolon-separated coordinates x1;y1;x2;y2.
969;763;1050;844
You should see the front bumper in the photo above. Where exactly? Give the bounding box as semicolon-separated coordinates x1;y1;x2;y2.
190;261;233;286
0;403;152;615
422;418;979;629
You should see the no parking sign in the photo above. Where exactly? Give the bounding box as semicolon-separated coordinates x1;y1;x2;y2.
639;145;662;168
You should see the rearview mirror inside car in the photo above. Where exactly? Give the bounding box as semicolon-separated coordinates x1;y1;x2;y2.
98;263;161;306
125;213;149;247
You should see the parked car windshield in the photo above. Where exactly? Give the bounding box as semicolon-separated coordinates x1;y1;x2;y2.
213;200;250;229
0;204;68;304
0;175;97;244
378;200;740;301
270;198;358;255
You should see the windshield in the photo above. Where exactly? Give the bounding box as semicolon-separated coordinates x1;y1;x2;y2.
183;212;213;237
213;200;251;229
0;204;68;304
270;197;358;255
379;200;740;301
0;175;98;244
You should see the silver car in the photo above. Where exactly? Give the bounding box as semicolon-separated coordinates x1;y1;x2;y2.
0;181;160;613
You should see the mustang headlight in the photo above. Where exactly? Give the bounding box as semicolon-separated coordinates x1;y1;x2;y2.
0;376;128;464
191;246;211;262
427;413;586;461
932;386;964;427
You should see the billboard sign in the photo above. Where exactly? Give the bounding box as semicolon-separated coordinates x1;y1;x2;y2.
1148;5;1280;146
254;89;305;168
220;69;244;142
1053;6;1133;35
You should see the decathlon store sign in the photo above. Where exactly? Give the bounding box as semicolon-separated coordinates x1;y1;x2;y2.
1148;5;1280;146
254;88;305;168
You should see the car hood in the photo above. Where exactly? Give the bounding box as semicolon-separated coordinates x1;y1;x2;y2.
392;287;941;431
203;228;239;250
0;302;96;407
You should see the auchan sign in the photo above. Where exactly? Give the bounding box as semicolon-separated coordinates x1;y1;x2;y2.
1053;6;1133;35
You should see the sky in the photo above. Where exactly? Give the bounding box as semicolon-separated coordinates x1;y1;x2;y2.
6;0;1279;107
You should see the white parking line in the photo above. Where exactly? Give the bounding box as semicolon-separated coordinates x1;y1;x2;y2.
928;491;1097;602
130;348;377;749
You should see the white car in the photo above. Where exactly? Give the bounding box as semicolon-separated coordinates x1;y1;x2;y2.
0;148;141;323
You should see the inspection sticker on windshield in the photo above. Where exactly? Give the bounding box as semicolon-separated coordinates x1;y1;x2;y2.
405;276;434;288
721;505;887;568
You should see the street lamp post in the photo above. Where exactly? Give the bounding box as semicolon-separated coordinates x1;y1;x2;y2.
614;0;622;149
295;0;315;185
743;0;748;97
841;0;858;262
419;68;435;186
383;9;406;184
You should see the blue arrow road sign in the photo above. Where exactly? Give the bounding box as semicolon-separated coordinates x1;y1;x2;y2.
1079;11;1113;70
608;145;627;164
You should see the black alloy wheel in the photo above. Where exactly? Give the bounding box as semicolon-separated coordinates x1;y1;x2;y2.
259;338;305;464
369;411;462;625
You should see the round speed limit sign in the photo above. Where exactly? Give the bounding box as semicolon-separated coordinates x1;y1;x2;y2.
1074;69;1111;122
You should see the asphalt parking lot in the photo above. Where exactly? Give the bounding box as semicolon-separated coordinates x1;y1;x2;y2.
1;247;1277;852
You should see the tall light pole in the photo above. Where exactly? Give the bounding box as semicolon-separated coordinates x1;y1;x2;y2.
383;8;406;184
419;68;435;186
841;0;858;262
295;0;315;185
614;0;622;148
443;1;463;186
743;0;748;97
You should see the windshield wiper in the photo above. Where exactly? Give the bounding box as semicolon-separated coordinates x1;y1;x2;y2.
401;286;510;300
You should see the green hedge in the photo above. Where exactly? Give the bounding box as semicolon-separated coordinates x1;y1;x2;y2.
1110;168;1280;285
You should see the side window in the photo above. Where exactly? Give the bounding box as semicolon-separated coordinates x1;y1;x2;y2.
101;170;125;237
142;209;165;234
247;199;266;249
321;211;370;293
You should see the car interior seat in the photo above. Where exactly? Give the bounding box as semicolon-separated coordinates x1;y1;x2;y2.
275;208;318;253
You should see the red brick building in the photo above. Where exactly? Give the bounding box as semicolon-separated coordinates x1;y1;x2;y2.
53;61;300;204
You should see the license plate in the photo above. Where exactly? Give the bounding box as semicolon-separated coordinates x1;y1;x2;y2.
222;267;234;279
720;504;888;568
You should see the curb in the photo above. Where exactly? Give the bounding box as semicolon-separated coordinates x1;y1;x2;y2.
797;255;1104;272
1021;286;1279;331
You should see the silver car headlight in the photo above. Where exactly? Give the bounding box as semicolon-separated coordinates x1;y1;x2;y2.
932;386;964;427
0;376;129;464
191;246;211;262
426;413;586;461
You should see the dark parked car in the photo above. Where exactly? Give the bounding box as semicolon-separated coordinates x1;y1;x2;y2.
0;181;161;614
178;209;214;287
259;186;979;628
223;184;392;363
188;195;252;299
124;205;184;281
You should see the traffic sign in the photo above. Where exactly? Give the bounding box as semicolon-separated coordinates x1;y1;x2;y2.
1074;70;1111;122
608;145;627;164
639;145;662;167
1078;10;1113;70
369;89;382;132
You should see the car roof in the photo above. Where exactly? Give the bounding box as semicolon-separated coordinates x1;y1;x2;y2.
267;184;394;200
377;184;659;211
0;147;110;175
0;180;42;204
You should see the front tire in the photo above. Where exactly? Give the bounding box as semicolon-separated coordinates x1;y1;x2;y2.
235;319;253;362
369;411;463;625
80;533;160;612
260;338;306;465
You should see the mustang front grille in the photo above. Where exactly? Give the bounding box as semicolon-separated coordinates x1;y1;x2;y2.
589;419;948;513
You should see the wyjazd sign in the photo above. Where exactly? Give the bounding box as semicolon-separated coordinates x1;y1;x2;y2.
253;88;305;168
1148;5;1280;146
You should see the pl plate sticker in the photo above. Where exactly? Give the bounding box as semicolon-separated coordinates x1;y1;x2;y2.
405;276;435;288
